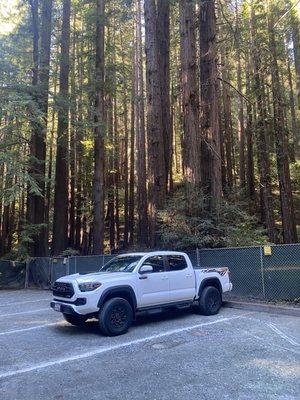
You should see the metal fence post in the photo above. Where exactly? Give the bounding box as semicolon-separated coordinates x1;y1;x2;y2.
66;257;70;275
196;248;200;267
259;246;266;298
24;260;30;289
50;258;53;286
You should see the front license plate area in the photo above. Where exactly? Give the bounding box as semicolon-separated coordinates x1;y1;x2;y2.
54;303;61;312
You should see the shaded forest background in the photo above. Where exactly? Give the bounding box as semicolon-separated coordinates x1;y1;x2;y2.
0;0;299;259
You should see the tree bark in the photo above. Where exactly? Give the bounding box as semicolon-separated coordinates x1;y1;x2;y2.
250;2;276;243
27;0;39;255
286;41;299;160
267;3;298;243
92;0;105;254
220;53;234;192
27;0;52;256
199;0;222;204
235;0;245;189
290;3;300;108
128;84;135;246
157;0;171;191
68;11;77;248
179;0;201;196
135;0;148;247
144;0;166;246
52;0;71;255
245;52;255;201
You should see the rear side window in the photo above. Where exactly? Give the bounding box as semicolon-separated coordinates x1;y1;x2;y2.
167;255;188;271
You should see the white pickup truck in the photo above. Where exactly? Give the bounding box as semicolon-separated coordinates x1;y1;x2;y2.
51;251;232;336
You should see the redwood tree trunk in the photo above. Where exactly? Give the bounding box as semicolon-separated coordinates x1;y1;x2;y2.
245;54;255;201
92;0;105;254
144;0;166;246
250;3;276;242
157;0;171;191
179;0;201;194
135;0;148;247
268;4;298;243
290;3;300;108
235;0;245;189
220;52;234;192
27;0;52;256
52;0;71;255
199;0;222;204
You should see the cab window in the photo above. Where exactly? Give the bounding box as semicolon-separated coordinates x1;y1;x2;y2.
141;256;165;273
167;255;188;271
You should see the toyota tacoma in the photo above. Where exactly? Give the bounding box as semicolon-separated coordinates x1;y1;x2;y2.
51;251;232;336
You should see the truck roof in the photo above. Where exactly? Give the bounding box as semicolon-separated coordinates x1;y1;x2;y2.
116;251;187;257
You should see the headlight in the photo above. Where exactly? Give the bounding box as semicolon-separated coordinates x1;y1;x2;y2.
78;282;102;292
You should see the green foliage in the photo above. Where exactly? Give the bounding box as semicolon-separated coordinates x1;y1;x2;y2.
59;248;81;257
290;160;300;191
157;187;269;250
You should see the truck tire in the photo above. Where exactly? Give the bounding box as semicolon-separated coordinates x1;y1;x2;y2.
198;286;222;316
99;297;133;336
63;313;87;326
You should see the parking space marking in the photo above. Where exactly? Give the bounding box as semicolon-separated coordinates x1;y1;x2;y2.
0;308;50;318
267;323;300;346
0;322;62;336
0;313;248;379
0;299;51;307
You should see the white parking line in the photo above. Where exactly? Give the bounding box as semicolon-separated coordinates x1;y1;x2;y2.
0;308;50;318
267;323;300;346
0;299;51;307
0;313;248;379
0;322;61;336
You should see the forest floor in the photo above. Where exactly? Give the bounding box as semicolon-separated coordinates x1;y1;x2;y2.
0;290;299;400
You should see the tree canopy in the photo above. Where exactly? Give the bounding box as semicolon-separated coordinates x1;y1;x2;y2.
0;0;299;259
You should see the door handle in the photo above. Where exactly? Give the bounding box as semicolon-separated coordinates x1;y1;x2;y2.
139;275;147;280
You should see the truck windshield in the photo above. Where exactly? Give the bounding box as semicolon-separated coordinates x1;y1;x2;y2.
100;256;142;273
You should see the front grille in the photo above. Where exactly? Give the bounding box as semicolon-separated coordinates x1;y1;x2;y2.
52;282;74;298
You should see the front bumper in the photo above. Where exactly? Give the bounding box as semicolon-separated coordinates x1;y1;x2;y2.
51;281;102;316
50;301;79;316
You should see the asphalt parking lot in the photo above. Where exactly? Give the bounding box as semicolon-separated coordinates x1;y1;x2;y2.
0;290;299;400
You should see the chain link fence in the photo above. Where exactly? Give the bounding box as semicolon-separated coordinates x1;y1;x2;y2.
1;244;299;301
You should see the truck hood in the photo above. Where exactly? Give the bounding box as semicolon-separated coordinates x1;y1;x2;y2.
56;271;133;285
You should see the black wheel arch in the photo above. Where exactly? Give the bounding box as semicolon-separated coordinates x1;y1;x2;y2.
97;285;137;316
198;278;222;298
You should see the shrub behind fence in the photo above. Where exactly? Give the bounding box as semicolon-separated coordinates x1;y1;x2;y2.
1;244;299;301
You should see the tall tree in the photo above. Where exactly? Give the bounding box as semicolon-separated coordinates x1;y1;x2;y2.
144;0;166;246
157;0;171;191
235;0;245;189
220;51;234;192
250;2;276;242
27;0;53;256
52;0;71;255
179;0;201;195
92;0;105;254
135;0;148;247
199;0;222;203
267;1;298;243
245;51;255;201
289;1;300;108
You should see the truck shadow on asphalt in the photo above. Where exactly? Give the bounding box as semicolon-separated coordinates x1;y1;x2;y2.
53;307;199;336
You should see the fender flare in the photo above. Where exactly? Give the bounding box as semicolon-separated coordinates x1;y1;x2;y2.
97;285;137;312
198;277;222;297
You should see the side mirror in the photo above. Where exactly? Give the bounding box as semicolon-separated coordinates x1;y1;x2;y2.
140;265;153;274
